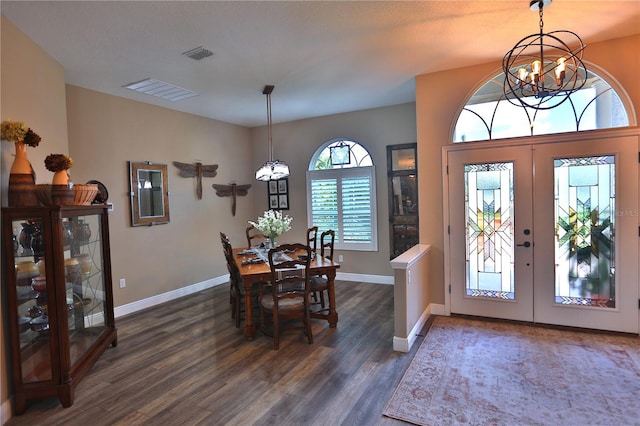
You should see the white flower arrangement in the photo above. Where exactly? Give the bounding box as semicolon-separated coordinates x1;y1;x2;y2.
248;209;293;240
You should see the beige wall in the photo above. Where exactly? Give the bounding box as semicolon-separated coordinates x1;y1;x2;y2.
1;15;69;422
250;103;417;276
0;14;417;413
64;90;418;308
416;34;640;305
65;86;255;306
2;9;638;420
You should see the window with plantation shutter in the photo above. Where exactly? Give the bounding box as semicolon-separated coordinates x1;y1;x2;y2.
307;139;377;251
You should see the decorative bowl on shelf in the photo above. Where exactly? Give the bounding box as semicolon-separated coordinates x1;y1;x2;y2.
73;184;99;205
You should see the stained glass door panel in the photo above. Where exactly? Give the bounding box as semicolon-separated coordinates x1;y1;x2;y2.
554;156;615;308
448;146;534;322
465;163;514;299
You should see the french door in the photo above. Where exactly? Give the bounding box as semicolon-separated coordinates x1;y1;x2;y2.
446;134;639;333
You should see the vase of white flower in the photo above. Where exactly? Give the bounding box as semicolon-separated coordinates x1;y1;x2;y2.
248;210;293;247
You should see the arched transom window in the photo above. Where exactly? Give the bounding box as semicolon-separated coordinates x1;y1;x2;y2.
454;68;631;143
306;139;377;251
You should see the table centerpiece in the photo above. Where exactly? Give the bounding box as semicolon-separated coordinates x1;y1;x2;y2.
248;209;293;248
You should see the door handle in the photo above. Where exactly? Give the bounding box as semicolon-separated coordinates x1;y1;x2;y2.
517;241;531;247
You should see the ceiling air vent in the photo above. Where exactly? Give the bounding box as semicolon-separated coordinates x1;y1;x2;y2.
122;78;198;102
182;46;213;61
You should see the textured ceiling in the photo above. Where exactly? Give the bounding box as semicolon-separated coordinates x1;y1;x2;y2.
2;1;639;127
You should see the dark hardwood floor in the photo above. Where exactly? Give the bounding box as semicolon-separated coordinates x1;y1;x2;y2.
6;281;426;425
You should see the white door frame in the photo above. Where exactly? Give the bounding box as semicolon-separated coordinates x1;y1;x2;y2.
442;128;640;333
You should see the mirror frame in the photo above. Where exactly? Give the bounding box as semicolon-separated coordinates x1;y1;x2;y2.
129;161;170;226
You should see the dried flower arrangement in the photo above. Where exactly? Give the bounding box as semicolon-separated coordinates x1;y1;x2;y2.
45;154;73;172
1;120;41;147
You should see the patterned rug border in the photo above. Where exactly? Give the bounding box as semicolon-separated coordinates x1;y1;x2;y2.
383;315;640;426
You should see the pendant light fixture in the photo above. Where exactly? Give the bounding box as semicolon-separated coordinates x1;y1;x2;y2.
502;0;587;110
255;85;290;182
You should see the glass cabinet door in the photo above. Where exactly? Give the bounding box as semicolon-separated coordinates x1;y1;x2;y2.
11;215;53;383
64;213;107;367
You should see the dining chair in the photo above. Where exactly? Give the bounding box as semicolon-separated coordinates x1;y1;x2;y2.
220;232;258;327
259;243;313;350
306;226;318;255
310;229;335;310
246;224;266;248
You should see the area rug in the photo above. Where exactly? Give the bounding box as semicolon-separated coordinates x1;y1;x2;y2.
383;316;640;426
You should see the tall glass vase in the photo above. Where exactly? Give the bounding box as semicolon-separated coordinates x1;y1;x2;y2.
267;237;278;249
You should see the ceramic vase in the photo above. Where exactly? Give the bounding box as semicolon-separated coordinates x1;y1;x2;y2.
51;171;74;205
10;141;32;174
8;141;38;207
73;254;92;277
16;261;38;287
52;170;70;185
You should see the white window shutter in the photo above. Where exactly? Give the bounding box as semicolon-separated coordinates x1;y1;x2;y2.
307;166;377;251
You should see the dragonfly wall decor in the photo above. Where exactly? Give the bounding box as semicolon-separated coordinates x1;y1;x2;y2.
172;161;218;199
212;183;252;216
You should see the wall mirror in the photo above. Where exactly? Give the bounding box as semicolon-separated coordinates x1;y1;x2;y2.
129;161;170;226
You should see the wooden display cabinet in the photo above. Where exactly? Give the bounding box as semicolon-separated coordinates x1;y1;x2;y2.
2;205;117;414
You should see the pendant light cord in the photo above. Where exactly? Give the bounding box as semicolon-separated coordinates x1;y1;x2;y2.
266;90;273;162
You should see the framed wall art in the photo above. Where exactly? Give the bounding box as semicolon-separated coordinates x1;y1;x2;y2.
267;177;289;210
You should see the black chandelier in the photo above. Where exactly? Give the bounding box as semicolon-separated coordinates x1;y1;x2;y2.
502;0;587;110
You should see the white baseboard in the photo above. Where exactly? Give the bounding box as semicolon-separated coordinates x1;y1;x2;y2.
1;397;11;425
114;276;228;318
429;303;446;316
392;303;445;353
113;273;392;319
336;272;394;285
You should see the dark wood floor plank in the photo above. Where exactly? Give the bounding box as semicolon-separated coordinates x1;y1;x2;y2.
5;281;419;426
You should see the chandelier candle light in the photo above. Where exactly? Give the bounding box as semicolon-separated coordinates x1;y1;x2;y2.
248;210;293;248
502;0;587;110
255;85;290;182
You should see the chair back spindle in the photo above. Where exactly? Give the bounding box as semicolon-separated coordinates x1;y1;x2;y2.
246;224;267;248
306;226;318;254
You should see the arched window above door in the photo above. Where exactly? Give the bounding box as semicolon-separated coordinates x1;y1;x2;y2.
453;67;631;143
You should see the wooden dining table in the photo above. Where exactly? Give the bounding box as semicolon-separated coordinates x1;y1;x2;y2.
232;246;340;340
